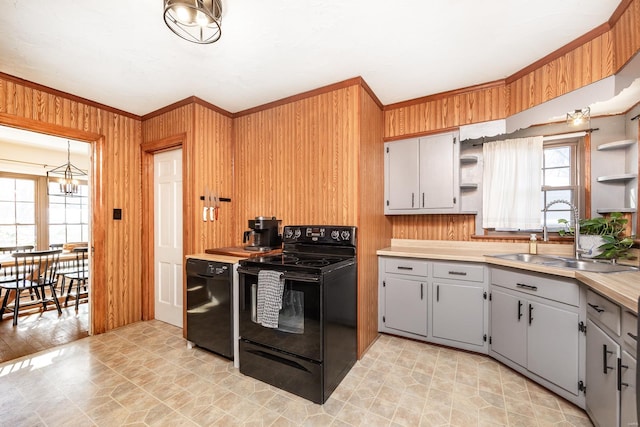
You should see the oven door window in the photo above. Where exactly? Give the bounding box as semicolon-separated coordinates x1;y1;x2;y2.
251;283;304;334
240;271;321;361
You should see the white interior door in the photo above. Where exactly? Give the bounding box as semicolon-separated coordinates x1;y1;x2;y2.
154;149;183;327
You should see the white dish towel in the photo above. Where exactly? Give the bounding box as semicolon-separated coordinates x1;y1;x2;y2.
257;270;285;328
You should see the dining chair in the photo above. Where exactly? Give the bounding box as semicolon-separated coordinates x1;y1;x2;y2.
0;249;62;326
63;247;89;311
0;245;36;307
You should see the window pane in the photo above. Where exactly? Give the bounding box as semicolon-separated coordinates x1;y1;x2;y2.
14;179;34;202
544;210;574;229
49;204;66;223
49;194;67;205
0;178;14;201
67;225;83;242
81;207;89;223
0;225;17;247
544;167;570;186
15;202;35;223
49;225;66;244
544;146;571;168
81;225;88;240
0;202;15;224
65;205;82;223
545;189;573;204
16;225;35;246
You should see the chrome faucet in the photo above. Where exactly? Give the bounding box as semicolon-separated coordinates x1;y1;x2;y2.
543;199;584;260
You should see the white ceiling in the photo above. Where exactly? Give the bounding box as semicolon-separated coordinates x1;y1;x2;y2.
0;0;623;116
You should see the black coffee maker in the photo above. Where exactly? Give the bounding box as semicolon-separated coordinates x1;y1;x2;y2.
243;216;282;251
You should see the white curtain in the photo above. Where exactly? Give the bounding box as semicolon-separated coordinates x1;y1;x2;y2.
482;136;543;230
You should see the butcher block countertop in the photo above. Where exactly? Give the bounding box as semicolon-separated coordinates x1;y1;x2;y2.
378;239;640;314
187;247;282;264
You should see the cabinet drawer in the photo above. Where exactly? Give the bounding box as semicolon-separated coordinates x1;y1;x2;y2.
622;310;637;353
433;262;484;283
587;290;621;336
385;258;428;277
491;267;579;306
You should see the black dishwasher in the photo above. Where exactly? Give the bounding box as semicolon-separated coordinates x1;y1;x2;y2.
186;258;233;359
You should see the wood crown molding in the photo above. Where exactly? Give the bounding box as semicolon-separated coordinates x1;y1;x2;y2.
234;77;366;117
0;71;141;121
142;96;233;120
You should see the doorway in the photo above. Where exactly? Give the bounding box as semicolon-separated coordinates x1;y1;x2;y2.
153;148;183;327
0;125;92;362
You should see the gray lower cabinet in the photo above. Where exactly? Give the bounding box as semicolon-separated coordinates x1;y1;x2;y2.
383;276;428;336
620;350;637;427
490;288;527;366
585;289;638;427
379;257;429;339
431;261;488;351
379;257;488;352
489;266;585;407
586;318;620;427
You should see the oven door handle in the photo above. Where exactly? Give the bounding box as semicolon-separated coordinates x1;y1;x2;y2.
238;267;320;283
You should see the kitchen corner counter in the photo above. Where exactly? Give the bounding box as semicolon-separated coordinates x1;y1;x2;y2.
377;239;640;313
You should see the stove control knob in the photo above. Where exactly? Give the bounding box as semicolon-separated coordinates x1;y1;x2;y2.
331;230;340;240
340;230;350;241
294;228;302;238
284;228;294;239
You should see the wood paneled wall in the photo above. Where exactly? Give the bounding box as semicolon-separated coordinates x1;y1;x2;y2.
0;75;142;334
233;87;360;231
141;102;235;254
384;82;506;139
356;87;388;355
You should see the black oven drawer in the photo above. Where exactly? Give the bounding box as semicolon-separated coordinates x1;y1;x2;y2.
239;340;324;404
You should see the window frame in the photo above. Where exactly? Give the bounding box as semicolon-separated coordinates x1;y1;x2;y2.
0;171;89;249
482;136;584;236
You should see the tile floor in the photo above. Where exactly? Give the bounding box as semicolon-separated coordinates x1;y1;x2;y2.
0;320;593;426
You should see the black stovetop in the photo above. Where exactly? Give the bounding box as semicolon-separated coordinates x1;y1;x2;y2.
239;225;357;274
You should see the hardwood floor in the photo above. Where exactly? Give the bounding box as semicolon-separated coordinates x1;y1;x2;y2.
0;301;88;363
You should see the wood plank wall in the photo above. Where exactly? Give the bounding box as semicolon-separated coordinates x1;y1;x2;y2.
384;0;640;243
0;75;142;334
141;102;235;254
356;87;387;355
233;87;360;232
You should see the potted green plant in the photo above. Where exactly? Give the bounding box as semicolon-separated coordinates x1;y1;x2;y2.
558;212;636;260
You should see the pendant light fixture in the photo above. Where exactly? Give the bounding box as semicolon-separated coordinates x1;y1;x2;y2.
566;107;590;126
46;141;87;197
164;0;222;44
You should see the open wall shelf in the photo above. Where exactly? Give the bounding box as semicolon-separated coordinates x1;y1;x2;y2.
597;139;636;151
596;173;637;183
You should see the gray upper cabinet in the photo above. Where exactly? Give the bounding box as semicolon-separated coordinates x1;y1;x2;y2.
384;131;460;214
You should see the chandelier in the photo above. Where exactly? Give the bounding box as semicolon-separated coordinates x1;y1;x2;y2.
164;0;222;44
46;141;87;197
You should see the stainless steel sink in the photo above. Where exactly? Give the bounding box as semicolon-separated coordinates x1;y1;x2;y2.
488;253;639;273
